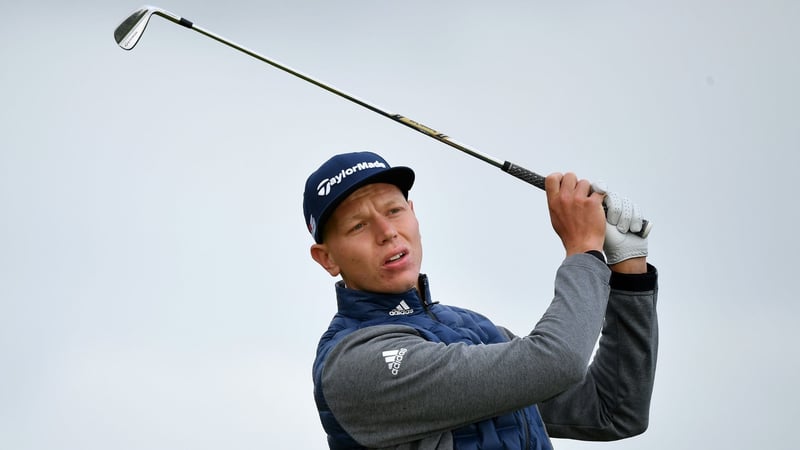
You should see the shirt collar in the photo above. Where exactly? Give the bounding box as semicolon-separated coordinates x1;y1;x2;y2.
334;274;432;320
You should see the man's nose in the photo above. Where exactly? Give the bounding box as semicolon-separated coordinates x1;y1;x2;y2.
375;217;398;243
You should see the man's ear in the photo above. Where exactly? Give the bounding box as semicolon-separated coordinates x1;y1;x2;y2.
310;244;340;277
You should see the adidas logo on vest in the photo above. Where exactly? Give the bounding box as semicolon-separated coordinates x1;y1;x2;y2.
389;300;414;316
382;348;408;376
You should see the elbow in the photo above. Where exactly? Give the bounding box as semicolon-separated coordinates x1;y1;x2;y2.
628;418;650;438
544;413;650;442
599;408;651;441
579;415;650;442
622;411;650;438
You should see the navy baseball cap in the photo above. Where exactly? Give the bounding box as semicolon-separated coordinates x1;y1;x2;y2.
303;151;415;243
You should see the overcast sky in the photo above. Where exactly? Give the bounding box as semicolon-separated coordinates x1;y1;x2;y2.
2;1;799;449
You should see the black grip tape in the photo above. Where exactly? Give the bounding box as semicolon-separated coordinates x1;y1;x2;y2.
502;161;546;190
178;18;193;28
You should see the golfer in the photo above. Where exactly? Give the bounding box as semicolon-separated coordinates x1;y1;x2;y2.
304;151;658;449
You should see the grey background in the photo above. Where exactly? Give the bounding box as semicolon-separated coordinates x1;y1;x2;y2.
2;1;798;449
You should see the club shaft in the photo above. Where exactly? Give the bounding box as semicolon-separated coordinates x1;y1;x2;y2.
135;8;650;238
188;24;508;167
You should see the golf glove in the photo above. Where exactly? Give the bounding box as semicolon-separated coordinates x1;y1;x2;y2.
591;182;648;265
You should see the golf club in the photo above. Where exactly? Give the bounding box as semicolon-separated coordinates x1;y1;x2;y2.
114;5;652;238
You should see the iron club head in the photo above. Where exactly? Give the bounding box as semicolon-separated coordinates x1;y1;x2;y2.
114;5;184;50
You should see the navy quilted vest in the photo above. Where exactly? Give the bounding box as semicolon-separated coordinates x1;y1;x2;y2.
313;275;553;450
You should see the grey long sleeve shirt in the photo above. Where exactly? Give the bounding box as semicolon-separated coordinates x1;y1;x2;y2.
318;253;659;448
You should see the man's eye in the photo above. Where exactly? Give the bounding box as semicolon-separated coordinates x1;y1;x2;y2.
351;222;365;232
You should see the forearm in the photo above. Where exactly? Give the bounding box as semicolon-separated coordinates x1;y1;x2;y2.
539;264;659;440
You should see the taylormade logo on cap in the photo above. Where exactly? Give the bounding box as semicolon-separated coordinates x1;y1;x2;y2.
303;151;414;243
316;160;387;196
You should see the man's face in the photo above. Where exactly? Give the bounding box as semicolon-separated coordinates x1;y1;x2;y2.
311;183;423;294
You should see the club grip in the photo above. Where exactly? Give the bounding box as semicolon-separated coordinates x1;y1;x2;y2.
502;161;546;190
501;161;652;238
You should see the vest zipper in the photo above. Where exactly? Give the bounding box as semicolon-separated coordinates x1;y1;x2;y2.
418;283;440;321
521;408;531;449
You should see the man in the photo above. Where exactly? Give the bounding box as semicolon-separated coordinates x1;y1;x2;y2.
304;151;658;449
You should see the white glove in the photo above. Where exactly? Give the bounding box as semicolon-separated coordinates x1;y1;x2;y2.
591;182;648;265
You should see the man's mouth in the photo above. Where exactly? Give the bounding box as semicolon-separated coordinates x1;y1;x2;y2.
386;252;406;263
